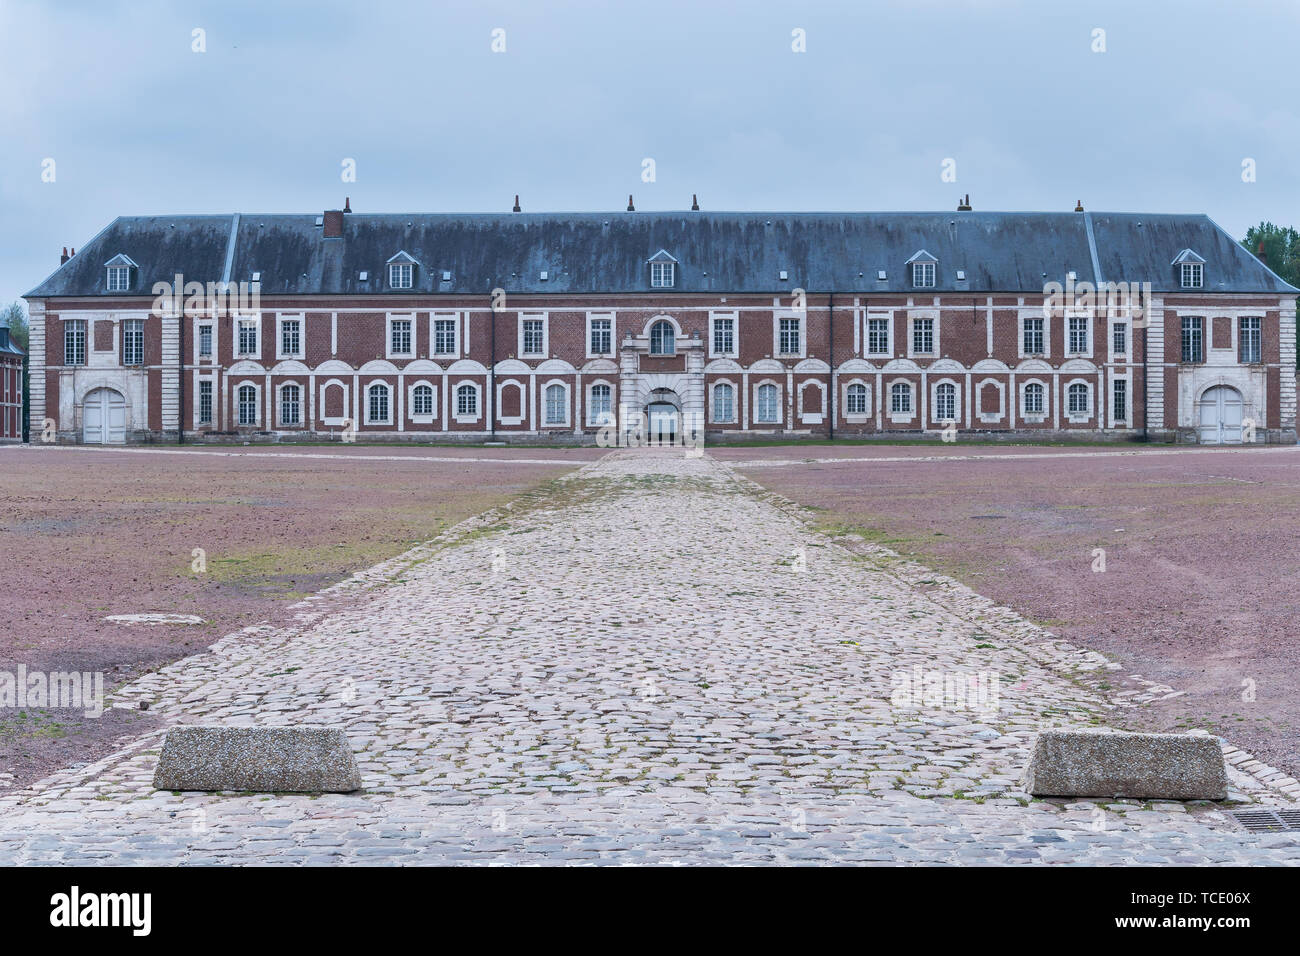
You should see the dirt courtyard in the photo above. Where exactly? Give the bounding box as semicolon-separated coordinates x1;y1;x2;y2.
0;444;591;788
728;443;1300;779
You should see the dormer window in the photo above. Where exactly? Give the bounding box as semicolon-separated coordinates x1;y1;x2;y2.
648;250;677;288
387;251;419;289
906;250;937;288
104;254;137;292
1172;249;1205;289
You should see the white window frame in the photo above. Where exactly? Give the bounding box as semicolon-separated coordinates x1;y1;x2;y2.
541;380;570;427
318;379;350;427
650;261;675;288
775;314;804;358
276;314;304;360
912;261;936;288
1110;319;1129;362
386;313;415;359
931;378;960;425
430;313;459;358
389;261;414;289
1066;313;1092;357
235;315;261;359
586;380;615;426
843;379;871;421
63;319;86;366
278;382;303;427
121;318;144;366
710;380;737;424
1180;262;1203;289
865;311;892;357
907;312;938;358
1065;379;1092;422
648;319;677;356
196;321;215;362
196;377;215;426
365;381;393;425
519;313;548;358
709;312;738;358
587;312;615;357
974;378;1006;424
235;381;261;427
1239;315;1263;364
797;380;826;424
1111;375;1130;426
106;265;130;292
1020;379;1048;422
408;380;437;423
754;380;782;425
454;381;482;422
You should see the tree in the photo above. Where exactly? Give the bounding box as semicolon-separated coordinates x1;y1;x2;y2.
1241;224;1300;368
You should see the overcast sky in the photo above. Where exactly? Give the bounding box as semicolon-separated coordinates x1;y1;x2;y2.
2;0;1297;308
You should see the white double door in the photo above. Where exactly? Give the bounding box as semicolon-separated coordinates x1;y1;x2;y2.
1197;385;1243;444
83;387;127;444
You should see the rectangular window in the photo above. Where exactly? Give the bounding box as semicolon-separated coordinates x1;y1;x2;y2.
867;317;889;354
198;324;213;358
778;318;801;356
198;380;213;424
121;319;144;366
1112;378;1127;423
106;266;130;292
1181;262;1203;288
237;319;258;356
1112;322;1127;357
912;262;935;288
911;318;934;355
713;384;734;423
589;317;612;355
1239;316;1262;363
522;318;545;355
64;320;86;366
390;318;412;356
1068;316;1089;354
650;262;674;288
457;386;477;417
280;318;301;357
1181;316;1204;363
1022;317;1044;355
433;319;457;355
712;317;734;355
390;263;413;289
891;383;912;414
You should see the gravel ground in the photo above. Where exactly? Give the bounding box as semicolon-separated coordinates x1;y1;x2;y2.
734;443;1300;779
0;445;579;788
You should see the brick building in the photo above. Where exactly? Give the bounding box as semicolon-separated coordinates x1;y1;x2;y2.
22;204;1298;445
0;311;24;443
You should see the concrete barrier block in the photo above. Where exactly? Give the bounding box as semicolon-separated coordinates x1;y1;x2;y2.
1025;729;1227;800
152;726;362;793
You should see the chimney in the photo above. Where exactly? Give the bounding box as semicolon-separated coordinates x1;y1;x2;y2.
957;193;972;211
627;194;635;212
691;194;700;211
512;194;521;212
343;197;352;214
1257;240;1268;263
323;209;344;238
1074;200;1085;212
60;247;69;265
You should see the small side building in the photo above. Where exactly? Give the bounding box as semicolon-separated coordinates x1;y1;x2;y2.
0;313;24;442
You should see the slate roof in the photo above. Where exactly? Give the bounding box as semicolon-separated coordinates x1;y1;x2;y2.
25;210;1298;298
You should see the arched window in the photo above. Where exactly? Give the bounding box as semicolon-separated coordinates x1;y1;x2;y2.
367;382;390;424
846;382;868;415
237;384;257;426
411;384;434;417
1068;382;1089;415
544;383;567;425
890;381;912;414
1024;382;1045;415
935;382;956;421
589;383;612;425
713;382;735;423
649;320;675;356
756;383;779;423
280;383;301;426
456;383;478;418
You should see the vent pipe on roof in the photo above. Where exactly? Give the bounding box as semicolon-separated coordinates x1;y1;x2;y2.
627;195;635;212
60;247;69;265
691;194;700;211
513;194;521;212
1074;200;1085;212
957;194;972;211
343;197;352;213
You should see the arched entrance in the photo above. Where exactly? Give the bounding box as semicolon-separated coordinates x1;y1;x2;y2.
645;388;680;445
1197;384;1244;444
83;387;127;444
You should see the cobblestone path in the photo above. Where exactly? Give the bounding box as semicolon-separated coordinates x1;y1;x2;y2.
2;450;1297;865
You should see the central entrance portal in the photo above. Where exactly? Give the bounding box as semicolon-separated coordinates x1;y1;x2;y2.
647;402;679;444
